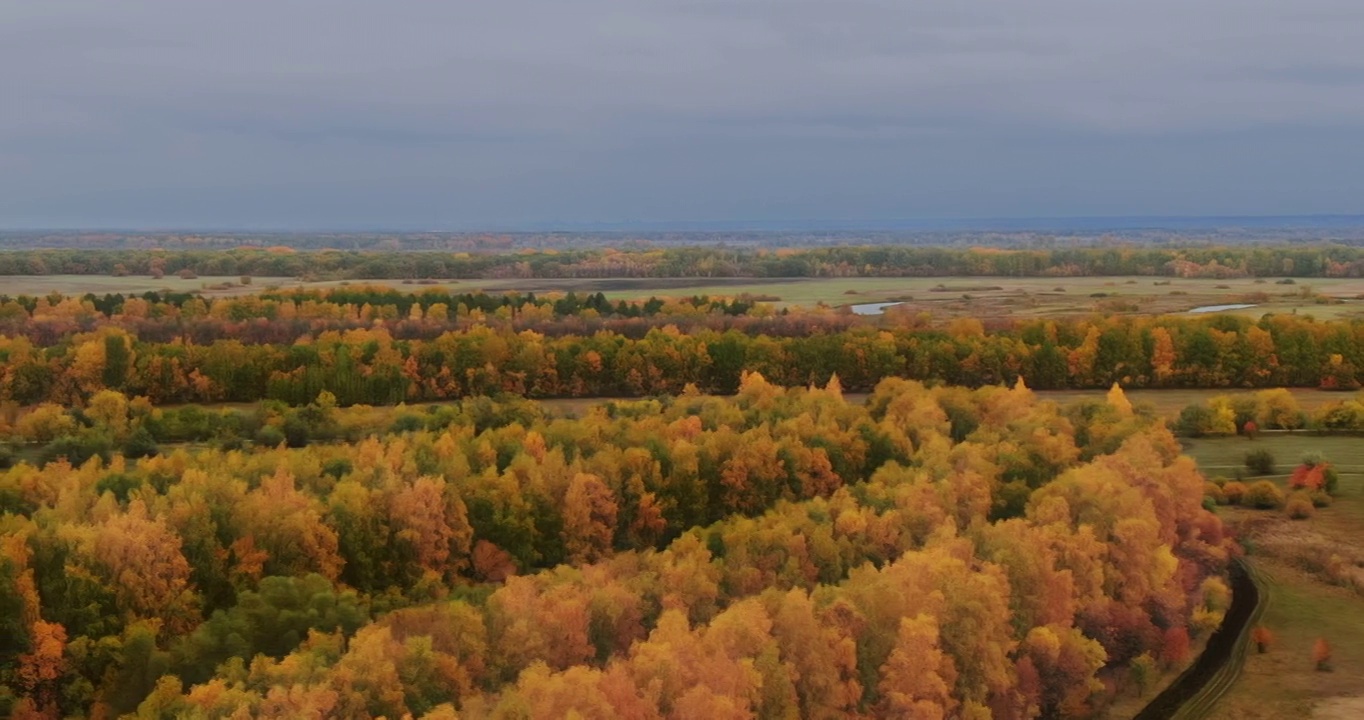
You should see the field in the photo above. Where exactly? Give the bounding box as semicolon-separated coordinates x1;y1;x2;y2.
0;274;299;297
7;273;1364;319
1179;435;1364;719
535;388;1346;420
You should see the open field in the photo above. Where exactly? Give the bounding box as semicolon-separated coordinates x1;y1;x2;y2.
1038;388;1345;419
7;273;1364;319
533;388;1348;419
0;274;299;297
1178;435;1364;718
1181;434;1364;480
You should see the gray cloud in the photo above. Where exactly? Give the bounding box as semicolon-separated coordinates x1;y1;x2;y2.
2;0;1363;228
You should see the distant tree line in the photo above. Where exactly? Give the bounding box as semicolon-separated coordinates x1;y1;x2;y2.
4;312;1364;407
5;244;1364;279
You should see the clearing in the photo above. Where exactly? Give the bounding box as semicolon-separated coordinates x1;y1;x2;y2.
1180;435;1364;719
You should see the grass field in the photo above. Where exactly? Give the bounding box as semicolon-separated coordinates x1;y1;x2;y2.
6;273;1364;319
0;274;299;297
1179;435;1364;719
534;388;1346;420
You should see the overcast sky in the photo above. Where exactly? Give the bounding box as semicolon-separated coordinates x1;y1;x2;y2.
2;1;1363;229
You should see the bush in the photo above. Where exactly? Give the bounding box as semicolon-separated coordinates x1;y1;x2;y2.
1175;405;1214;437
40;432;113;468
1285;492;1315;519
281;416;310;448
1314;638;1333;671
390;414;426;434
1250;626;1274;653
1310;490;1333;508
95;473;144;503
1245;449;1276;476
255;425;286;448
122;427;160;459
1203;482;1227;505
1221;481;1248;505
1244;480;1285;509
323;458;354;480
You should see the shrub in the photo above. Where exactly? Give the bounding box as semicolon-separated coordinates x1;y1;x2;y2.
1221;481;1248;505
40;432;113;468
1130;653;1157;697
1175;405;1214;437
281;416;310;448
1244;480;1285;509
1203;482;1227;505
122;427;160;459
1310;490;1334;508
177;268;198;279
1250;626;1274;653
1161;626;1191;668
1313;638;1333;671
390;414;426;434
95;473;144;503
323;458;354;480
1285;492;1315;520
254;425;286;447
1244;449;1276;476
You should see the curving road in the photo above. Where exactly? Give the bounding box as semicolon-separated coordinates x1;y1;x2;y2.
1132;559;1267;720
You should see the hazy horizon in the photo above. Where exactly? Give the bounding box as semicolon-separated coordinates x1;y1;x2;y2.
6;214;1364;235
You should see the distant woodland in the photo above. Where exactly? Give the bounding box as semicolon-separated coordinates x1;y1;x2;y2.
5;244;1364;279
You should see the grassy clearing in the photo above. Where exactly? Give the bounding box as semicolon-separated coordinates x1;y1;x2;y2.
1179;435;1364;718
1181;434;1364;480
1038;388;1343;419
0;274;298;297
533;388;1343;421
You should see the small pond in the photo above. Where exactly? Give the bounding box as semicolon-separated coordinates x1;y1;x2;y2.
1188;303;1257;314
850;301;906;316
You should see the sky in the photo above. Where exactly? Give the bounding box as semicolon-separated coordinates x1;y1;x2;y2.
2;0;1363;230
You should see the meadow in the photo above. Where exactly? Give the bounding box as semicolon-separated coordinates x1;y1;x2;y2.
1179;435;1364;719
6;273;1364;319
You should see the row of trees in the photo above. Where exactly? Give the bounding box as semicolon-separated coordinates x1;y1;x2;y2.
0;378;1230;717
4;313;1364;407
1173;388;1364;436
2;288;759;325
2;244;1364;279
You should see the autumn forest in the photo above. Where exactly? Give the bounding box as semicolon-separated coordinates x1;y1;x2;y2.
1;243;1360;718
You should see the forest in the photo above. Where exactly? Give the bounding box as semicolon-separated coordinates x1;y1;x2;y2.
4;243;1362;718
2;290;1364;411
0;377;1234;718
